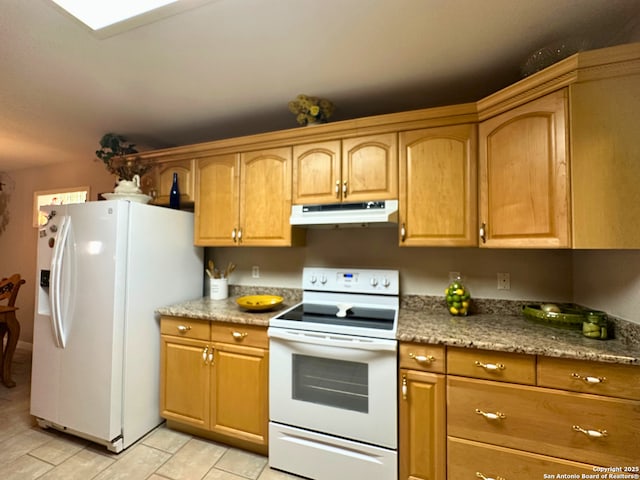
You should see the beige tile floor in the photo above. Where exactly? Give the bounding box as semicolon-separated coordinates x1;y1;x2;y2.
0;348;301;480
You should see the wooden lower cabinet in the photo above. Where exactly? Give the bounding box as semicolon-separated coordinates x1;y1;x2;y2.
211;342;269;446
448;437;596;477
160;317;269;453
446;347;536;385
399;369;446;480
160;335;210;429
448;376;640;466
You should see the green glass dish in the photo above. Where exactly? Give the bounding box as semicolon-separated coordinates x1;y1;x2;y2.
521;304;586;330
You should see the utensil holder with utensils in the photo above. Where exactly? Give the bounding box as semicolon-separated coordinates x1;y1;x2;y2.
206;260;235;300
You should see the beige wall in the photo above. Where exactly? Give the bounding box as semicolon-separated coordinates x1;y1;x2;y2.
211;228;574;301
572;250;640;324
0;159;114;346
212;230;640;326
2;160;638;348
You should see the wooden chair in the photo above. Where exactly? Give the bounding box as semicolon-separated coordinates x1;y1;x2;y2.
0;274;25;388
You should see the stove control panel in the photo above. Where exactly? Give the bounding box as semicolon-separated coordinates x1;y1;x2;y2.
302;267;399;295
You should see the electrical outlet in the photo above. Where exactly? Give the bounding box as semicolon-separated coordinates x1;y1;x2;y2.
449;272;461;282
252;266;260;278
497;272;510;290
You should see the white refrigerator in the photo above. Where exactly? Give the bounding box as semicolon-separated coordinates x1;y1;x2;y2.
31;200;204;452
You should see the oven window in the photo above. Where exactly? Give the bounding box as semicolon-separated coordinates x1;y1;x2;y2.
292;354;368;413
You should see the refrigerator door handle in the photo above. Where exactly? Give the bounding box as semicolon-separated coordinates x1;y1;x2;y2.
50;215;71;348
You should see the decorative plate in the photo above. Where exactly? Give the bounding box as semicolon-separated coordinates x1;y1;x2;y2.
103;193;152;204
236;295;283;311
521;304;585;329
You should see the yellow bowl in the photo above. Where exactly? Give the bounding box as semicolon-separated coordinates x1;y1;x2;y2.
236;295;283;311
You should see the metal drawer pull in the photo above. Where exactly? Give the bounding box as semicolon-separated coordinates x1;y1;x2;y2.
475;361;505;372
476;472;506;480
409;353;435;364
572;425;608;438
475;408;506;420
571;373;606;384
202;346;209;363
177;325;192;333
232;331;248;340
402;374;408;400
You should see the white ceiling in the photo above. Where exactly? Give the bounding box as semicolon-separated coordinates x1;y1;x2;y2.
1;0;639;172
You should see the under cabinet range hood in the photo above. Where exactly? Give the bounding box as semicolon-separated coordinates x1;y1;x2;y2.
290;200;398;227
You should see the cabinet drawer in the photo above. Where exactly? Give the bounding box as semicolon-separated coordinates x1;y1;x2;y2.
448;376;640;466
161;316;210;340
538;356;640;400
448;437;596;478
211;323;268;349
447;347;536;384
399;342;445;373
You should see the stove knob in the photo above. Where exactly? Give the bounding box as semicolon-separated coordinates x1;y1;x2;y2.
382;277;391;288
370;277;379;287
310;275;317;284
320;275;327;285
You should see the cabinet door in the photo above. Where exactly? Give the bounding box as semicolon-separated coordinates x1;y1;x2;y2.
292;140;341;204
240;147;293;246
479;90;570;247
160;336;211;429
399;369;446;480
211;343;269;446
195;154;240;246
342;133;398;202
153;159;195;206
400;125;477;246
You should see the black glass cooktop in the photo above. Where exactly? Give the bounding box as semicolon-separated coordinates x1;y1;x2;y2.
274;303;395;330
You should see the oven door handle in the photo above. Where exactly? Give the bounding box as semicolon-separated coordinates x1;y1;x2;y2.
268;328;397;352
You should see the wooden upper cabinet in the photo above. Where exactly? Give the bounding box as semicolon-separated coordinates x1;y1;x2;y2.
151;159;195;206
196;148;300;246
240;147;296;246
399;124;477;246
342;133;398;202
292;133;398;204
479;89;570;248
195;154;240;246
570;73;640;248
292;140;341;204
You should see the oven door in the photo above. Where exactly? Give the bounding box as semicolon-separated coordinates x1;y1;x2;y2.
268;327;397;449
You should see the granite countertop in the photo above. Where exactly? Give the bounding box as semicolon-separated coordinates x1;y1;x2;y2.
158;295;640;365
156;296;291;327
398;309;640;365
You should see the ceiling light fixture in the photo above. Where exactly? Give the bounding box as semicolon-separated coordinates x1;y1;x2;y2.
50;0;180;31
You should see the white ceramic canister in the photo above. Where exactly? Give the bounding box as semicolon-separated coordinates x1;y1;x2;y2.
209;278;228;300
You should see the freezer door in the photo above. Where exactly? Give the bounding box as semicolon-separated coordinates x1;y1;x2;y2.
32;201;129;444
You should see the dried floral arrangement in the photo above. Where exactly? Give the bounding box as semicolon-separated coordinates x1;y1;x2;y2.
95;133;152;180
288;94;335;126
